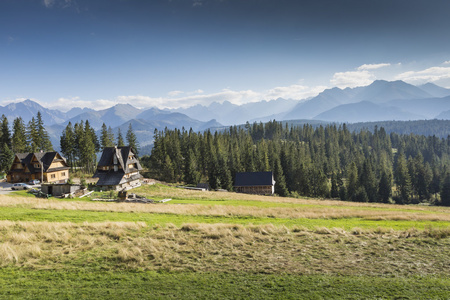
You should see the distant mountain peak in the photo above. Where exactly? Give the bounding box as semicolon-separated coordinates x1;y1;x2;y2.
418;82;450;98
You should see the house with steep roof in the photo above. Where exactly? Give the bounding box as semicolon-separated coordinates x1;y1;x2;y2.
7;152;70;183
93;146;143;191
234;171;275;195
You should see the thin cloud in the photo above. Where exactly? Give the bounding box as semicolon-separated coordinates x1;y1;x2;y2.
168;90;184;97
265;84;327;101
43;0;74;9
357;63;391;71
395;66;450;84
330;70;375;88
330;63;395;88
43;0;55;7
42;83;327;111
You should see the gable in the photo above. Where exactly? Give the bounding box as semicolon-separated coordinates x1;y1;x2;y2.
96;146;142;173
9;152;68;174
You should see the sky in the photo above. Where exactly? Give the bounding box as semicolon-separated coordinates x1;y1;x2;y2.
1;0;450;111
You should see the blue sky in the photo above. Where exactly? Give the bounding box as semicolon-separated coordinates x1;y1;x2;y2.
1;0;450;111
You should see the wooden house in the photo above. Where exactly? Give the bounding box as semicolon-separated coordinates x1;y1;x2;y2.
7;152;70;183
93;146;143;191
234;171;275;195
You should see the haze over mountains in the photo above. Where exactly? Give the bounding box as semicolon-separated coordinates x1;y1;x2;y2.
177;80;450;124
1;80;449;151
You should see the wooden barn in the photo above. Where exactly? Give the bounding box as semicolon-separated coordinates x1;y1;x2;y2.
93;146;143;191
7;152;70;183
234;171;275;195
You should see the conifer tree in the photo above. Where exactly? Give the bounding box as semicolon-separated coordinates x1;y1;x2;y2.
346;162;359;201
0;143;13;173
378;170;392;203
26;117;38;153
100;123;114;150
80;120;98;174
0;115;12;150
117;128;125;147
395;153;412;204
273;157;288;196
330;172;339;198
108;126;115;146
126;123;139;157
162;155;175;182
359;158;378;202
60;122;76;169
12;117;27;153
184;148;201;185
36;111;53;151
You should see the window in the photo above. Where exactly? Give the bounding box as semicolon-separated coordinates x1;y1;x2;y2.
61;172;65;177
34;163;40;168
51;174;56;179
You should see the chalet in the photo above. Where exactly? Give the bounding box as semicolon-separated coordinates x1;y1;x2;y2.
7;152;70;183
93;146;143;191
234;171;275;195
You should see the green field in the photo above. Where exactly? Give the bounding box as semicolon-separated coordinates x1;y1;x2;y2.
1;184;449;299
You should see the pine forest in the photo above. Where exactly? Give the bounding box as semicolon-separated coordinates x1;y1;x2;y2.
145;121;450;206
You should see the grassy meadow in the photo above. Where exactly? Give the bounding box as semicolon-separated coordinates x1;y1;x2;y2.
1;183;449;299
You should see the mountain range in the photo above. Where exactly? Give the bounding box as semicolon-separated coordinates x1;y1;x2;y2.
1;80;449;152
174;80;450;124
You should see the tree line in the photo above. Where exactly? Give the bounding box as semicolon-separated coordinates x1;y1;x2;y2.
0;112;139;175
60;122;139;173
0;112;53;173
145;120;450;206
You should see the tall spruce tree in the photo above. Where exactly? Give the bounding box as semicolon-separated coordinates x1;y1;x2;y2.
395;153;412;204
0;143;13;173
126;123;139;157
0;115;13;173
12;117;27;153
273;156;288;196
346;162;359;201
60;122;76;169
80;120;98;174
100;123;114;150
117;128;125;147
36;111;53;151
0;115;12;149
378;170;392;203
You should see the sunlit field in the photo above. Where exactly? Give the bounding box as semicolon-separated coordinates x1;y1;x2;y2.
1;184;449;299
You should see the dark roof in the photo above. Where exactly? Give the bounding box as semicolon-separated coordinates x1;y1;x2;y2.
95;171;142;186
234;172;275;187
95;172;125;186
10;152;67;174
97;146;143;173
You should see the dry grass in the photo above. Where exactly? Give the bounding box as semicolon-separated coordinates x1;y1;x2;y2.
0;220;449;276
138;184;450;212
1;194;449;222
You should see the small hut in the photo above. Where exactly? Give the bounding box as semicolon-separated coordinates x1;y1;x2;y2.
234;171;275;195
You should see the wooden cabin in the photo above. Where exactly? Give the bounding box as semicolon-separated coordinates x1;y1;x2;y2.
7;152;70;183
234;171;275;195
93;146;143;191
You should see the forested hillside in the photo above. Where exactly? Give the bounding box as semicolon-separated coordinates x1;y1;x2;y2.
145;121;450;206
346;119;450;139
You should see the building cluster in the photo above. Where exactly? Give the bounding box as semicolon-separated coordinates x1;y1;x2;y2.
7;146;143;196
7;147;275;196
